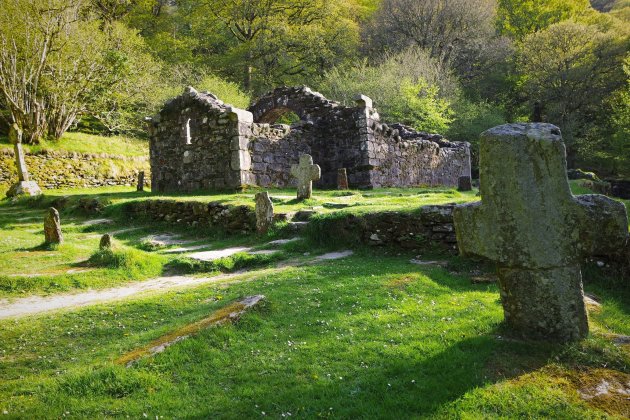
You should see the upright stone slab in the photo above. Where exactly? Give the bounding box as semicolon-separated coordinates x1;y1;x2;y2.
457;176;472;192
453;123;628;342
255;191;274;234
99;234;112;250
44;207;63;244
137;171;145;192
337;168;349;190
290;154;321;200
6;123;41;198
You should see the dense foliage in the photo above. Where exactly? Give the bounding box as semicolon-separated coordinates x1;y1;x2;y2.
0;0;628;176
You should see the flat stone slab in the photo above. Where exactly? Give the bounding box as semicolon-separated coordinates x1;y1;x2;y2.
82;218;114;226
188;247;251;261
116;295;265;367
249;250;280;256
315;250;354;261
144;234;194;246
162;244;213;254
410;259;448;267
267;238;302;246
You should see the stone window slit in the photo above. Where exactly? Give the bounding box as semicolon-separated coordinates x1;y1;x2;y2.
185;118;192;145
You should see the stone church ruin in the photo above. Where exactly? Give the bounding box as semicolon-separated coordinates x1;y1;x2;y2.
148;86;471;192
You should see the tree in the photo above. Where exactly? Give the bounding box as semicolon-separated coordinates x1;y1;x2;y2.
181;0;360;93
0;0;163;142
0;0;83;143
364;0;503;79
497;0;593;39
516;20;628;165
320;47;457;133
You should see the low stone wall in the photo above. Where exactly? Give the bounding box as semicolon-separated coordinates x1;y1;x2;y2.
309;205;458;252
0;149;149;190
123;200;256;233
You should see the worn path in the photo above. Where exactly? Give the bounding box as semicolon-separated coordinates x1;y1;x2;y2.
0;250;353;320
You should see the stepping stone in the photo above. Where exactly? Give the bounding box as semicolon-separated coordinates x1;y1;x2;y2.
315;250;354;261
267;238;301;246
162;244;212;254
144;234;193;247
82;218;114;226
189;247;251;261
249;250;279;256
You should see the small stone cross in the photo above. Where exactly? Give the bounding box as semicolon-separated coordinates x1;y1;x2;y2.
454;123;628;342
44;207;63;245
291;154;321;200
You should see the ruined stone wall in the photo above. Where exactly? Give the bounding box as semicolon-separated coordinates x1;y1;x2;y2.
0;149;148;191
150;86;472;192
365;121;471;188
148;88;251;193
248;124;310;187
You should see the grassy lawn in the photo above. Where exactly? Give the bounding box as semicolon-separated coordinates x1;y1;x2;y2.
0;184;629;417
0;131;148;157
0;251;628;418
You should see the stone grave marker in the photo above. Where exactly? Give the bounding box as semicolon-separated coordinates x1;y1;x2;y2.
454;123;628;342
255;191;274;234
6;123;42;197
290;154;321;200
137;171;145;192
99;234;112;250
44;207;63;244
457;176;472;192
338;168;349;190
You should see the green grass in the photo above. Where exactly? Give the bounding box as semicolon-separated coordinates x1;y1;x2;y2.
0;131;148;157
0;252;628;418
0;183;629;417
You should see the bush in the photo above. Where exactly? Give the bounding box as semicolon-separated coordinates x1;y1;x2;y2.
88;248;163;276
197;74;251;109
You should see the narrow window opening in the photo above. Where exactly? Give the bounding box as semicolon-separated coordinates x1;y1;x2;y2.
185;118;192;145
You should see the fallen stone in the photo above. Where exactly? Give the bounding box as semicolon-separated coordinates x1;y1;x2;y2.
6;181;42;198
115;295;265;367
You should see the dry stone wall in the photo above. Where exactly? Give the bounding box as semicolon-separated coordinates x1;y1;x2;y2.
0;149;148;191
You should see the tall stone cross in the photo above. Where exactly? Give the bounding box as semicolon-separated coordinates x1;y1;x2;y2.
10;124;29;182
6;123;42;197
290;154;321;200
454;123;628;342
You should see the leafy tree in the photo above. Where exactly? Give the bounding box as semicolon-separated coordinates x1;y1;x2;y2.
320;48;457;133
364;0;506;83
516;20;628;165
497;0;593;39
174;0;361;93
